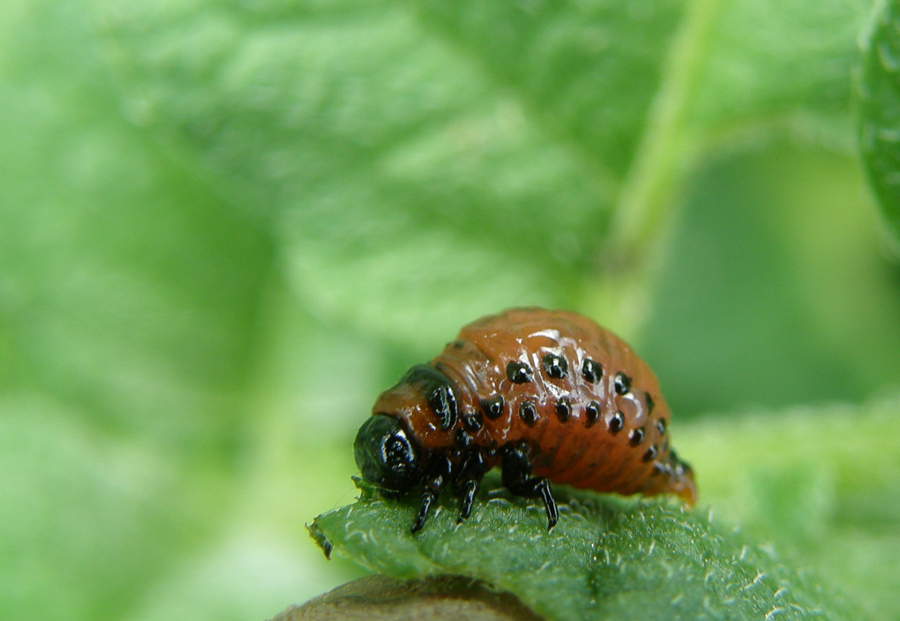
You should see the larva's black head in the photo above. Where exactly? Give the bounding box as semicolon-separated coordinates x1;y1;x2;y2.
354;414;423;492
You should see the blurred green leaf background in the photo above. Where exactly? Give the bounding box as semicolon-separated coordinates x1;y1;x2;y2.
2;0;900;619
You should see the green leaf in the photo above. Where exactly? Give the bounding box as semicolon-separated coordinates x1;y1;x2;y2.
96;0;629;344
0;1;273;618
311;477;864;620
0;397;217;620
641;145;900;415
678;395;900;620
95;0;872;343
689;0;871;139
859;0;900;246
0;2;273;442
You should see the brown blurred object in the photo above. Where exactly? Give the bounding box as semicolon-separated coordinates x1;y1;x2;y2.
271;574;543;621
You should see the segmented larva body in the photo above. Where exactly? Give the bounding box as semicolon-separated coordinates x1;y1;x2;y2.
354;308;696;532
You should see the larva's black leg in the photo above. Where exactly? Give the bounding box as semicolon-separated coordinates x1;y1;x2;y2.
454;449;486;523
501;442;559;530
411;455;452;533
534;478;559;529
411;489;436;534
457;479;479;522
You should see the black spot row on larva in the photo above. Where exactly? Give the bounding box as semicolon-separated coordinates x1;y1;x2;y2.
508;356;610;386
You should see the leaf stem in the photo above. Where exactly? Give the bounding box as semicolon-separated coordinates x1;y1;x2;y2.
588;0;720;333
610;0;719;253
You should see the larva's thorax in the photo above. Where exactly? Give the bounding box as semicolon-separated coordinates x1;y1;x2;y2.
371;309;695;505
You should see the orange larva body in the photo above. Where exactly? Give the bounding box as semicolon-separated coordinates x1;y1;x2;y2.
355;308;696;532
